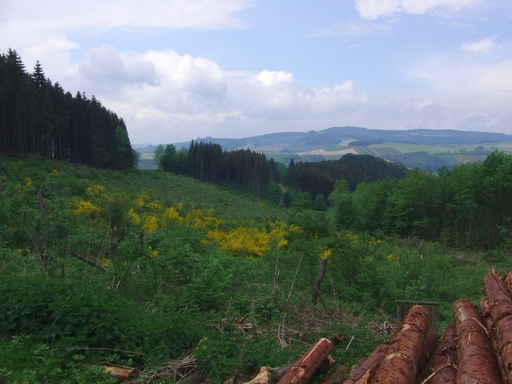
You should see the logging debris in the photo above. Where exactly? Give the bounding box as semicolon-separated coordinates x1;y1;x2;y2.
111;270;512;383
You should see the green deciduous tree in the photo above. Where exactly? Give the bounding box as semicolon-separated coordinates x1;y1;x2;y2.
329;179;355;229
160;144;178;173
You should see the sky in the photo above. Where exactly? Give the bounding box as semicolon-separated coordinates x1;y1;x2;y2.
1;0;512;145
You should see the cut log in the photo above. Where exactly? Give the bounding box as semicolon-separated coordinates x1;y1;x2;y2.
503;271;512;298
342;344;389;384
418;329;439;373
244;366;273;384
453;298;501;384
483;271;512;324
370;305;430;384
481;271;512;384
316;355;336;375
277;338;333;384
101;365;139;381
317;365;350;384
418;322;457;384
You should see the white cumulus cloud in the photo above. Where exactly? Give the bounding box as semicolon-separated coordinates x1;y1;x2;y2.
70;48;368;142
354;0;483;19
461;34;498;52
1;0;252;32
312;22;391;37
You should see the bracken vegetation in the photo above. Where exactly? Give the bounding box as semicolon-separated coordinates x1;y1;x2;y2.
1;151;511;383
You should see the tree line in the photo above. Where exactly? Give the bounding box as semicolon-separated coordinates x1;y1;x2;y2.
155;141;274;199
286;153;408;199
0;49;136;169
330;151;512;250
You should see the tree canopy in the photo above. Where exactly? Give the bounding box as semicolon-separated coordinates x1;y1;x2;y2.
0;49;136;170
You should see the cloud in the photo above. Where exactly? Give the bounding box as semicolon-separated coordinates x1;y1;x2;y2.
407;54;512;95
312;22;391;37
1;0;253;32
70;46;369;142
354;0;483;19
67;45;512;144
79;45;159;91
460;34;498;52
0;0;253;84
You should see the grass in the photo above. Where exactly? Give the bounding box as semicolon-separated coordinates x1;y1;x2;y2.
1;153;511;382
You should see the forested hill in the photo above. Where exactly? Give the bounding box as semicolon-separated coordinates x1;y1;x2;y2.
0;49;136;170
287;154;408;197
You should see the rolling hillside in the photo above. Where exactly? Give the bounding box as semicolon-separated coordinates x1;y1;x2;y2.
137;126;512;170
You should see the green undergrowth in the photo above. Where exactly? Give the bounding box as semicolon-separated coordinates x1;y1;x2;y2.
0;153;509;382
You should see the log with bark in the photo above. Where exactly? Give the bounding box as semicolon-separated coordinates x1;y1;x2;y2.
417;329;439;376
340;344;389;384
418;322;457;384
244;366;274;384
370;305;430;384
480;270;512;384
100;365;140;381
453;298;501;384
503;271;512;298
317;365;350;384
277;338;333;384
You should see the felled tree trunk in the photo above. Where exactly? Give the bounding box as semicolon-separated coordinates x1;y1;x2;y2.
244;366;274;384
277;338;333;384
453;298;501;384
480;270;512;383
342;344;389;384
417;329;439;375
370;305;430;384
418;322;457;384
101;365;139;381
317;365;350;384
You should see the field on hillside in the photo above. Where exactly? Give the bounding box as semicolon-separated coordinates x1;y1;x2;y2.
138;140;512;170
1;154;510;383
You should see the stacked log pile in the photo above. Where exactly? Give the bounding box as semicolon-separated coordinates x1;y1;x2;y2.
121;270;512;383
264;270;512;384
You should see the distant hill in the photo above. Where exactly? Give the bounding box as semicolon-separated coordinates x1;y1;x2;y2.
137;126;512;170
171;126;512;151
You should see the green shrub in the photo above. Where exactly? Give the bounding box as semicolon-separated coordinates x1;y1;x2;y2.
0;275;201;364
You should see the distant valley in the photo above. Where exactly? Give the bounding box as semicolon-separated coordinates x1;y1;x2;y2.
135;126;512;170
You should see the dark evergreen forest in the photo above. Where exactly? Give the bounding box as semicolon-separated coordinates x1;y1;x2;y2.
0;49;136;169
286;153;408;198
157;141;273;199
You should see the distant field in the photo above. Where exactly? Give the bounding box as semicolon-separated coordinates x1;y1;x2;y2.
136;140;512;169
371;142;451;154
356;147;402;157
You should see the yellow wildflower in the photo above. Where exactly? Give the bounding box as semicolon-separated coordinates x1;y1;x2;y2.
127;208;141;226
147;246;158;258
162;207;182;222
320;248;333;259
101;258;112;268
70;201;100;218
387;254;399;265
87;185;106;196
142;213;159;233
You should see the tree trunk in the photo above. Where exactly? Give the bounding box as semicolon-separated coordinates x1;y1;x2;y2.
311;258;328;305
101;365;139;381
317;365;350;384
277;338;333;384
244;366;273;384
453;298;501;384
371;305;430;384
418;322;457;384
342;344;389;384
480;270;512;383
